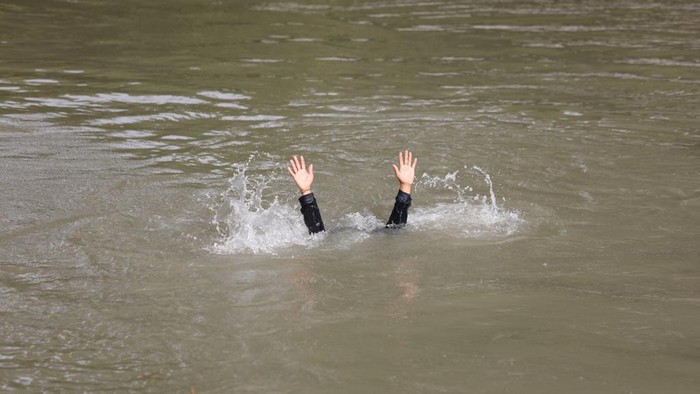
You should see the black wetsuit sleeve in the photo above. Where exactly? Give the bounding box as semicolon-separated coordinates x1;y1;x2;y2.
299;193;325;234
386;190;412;228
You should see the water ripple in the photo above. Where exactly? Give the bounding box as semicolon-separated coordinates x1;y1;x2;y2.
197;91;251;101
89;112;215;126
65;93;208;105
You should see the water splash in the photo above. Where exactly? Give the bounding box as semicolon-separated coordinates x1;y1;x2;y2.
412;168;521;238
211;160;523;255
210;161;317;255
472;165;497;210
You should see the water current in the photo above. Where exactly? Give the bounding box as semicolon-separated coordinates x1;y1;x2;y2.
1;0;699;392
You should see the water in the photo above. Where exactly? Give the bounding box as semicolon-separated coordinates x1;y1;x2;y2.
1;0;699;392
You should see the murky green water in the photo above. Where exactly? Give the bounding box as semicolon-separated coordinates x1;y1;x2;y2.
1;0;699;392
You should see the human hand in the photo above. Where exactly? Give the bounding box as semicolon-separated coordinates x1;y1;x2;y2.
287;155;315;195
392;150;417;194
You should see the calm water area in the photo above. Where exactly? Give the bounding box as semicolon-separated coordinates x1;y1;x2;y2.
1;0;699;392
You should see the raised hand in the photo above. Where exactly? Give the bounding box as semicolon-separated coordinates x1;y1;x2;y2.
392;150;417;194
287;155;315;195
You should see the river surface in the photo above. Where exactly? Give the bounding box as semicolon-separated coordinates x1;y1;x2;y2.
1;0;699;392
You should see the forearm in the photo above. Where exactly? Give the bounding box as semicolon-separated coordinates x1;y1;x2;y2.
386;190;412;228
299;193;325;234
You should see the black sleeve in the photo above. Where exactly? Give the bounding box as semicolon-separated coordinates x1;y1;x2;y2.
299;193;325;234
386;190;412;228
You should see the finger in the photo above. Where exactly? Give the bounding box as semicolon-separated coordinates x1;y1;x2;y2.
406;150;412;166
404;149;409;166
290;157;298;172
300;155;306;171
293;155;301;171
398;151;403;166
287;166;295;177
308;163;314;176
412;157;417;169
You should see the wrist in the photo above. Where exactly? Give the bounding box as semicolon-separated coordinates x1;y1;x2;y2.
300;189;312;196
399;183;411;194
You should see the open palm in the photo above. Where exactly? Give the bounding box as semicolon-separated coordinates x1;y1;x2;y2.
392;150;417;193
288;155;315;195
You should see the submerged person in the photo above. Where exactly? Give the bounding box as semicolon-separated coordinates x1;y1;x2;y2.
287;150;417;234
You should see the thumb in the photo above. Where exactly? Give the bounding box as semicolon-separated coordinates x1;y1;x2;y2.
392;164;400;177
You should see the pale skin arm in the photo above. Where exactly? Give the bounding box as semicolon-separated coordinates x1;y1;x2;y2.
392;150;417;194
287;155;314;196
